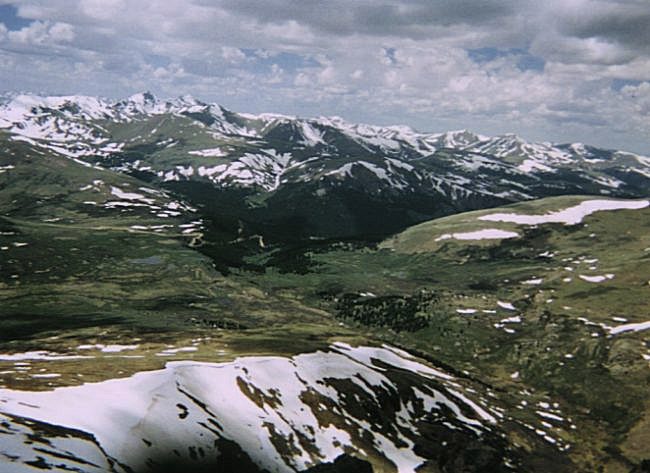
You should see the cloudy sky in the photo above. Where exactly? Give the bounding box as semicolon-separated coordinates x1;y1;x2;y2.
0;0;648;152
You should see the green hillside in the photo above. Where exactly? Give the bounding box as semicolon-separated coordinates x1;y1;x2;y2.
238;196;650;471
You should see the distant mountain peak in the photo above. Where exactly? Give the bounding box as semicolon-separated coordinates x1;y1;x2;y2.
127;91;157;104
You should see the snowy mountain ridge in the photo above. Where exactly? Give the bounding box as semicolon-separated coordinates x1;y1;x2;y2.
0;92;648;232
1;91;647;163
0;342;554;472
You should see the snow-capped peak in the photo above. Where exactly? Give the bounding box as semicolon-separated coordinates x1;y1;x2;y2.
239;112;297;123
175;94;205;107
127;91;156;104
431;129;487;149
2;93;114;121
570;142;587;154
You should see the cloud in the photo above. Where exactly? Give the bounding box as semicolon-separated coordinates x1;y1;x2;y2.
553;0;650;51
0;0;647;152
7;20;74;44
217;0;526;39
221;46;246;63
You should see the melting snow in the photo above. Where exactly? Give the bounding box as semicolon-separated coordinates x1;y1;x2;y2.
298;122;325;146
578;274;614;283
478;199;649;226
0;344;497;473
435;228;519;242
0;351;92;361
188;148;227;157
195;151;293;191
522;278;543;285
457;309;478;314
497;301;517;311
536;411;565;422
385;157;414;171
518;159;553;173
157;346;198;356
608;321;650;335
77;344;139;353
110;186;155;204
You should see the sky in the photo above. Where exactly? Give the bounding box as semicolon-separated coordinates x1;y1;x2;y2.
0;0;649;153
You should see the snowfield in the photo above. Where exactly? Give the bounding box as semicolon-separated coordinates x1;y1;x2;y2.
435;228;519;242
478;199;649;226
0;343;501;473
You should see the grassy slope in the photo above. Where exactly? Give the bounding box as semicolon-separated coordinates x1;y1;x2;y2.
238;198;650;471
0;136;348;378
0;160;360;458
379;195;616;252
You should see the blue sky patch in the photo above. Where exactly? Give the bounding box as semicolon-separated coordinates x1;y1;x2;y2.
244;49;320;73
145;54;172;69
0;4;32;31
467;47;506;63
383;47;397;65
516;54;545;72
611;78;643;91
467;47;545;72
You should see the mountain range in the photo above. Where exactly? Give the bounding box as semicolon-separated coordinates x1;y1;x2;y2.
1;91;648;245
0;92;649;473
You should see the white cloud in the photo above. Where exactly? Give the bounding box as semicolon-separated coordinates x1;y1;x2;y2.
79;0;126;21
221;46;246;63
351;69;363;80
7;20;74;44
0;0;647;152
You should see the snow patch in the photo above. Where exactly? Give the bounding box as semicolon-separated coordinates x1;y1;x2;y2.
77;344;139;353
578;274;614;283
497;301;517;311
188;148;227;157
435;228;519;242
522;278;543;285
609;321;650;335
0;344;498;472
479;199;649;226
110;186;155;204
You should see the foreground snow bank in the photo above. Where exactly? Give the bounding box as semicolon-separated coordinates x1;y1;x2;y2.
0;343;502;473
